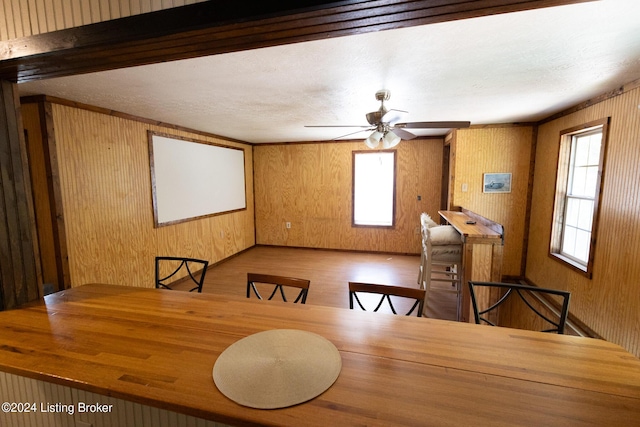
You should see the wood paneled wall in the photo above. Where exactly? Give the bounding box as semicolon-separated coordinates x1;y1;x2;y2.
526;85;640;357
22;101;254;288
0;371;228;427
254;139;445;254
0;0;205;41
451;126;534;277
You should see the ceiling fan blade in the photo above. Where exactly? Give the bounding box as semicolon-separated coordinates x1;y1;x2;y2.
381;109;408;125
391;127;417;140
396;121;471;129
305;125;371;128
332;128;375;140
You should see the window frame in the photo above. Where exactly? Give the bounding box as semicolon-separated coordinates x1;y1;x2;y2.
549;118;609;278
352;150;397;228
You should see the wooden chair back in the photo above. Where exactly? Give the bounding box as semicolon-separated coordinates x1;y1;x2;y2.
349;282;425;317
247;273;310;304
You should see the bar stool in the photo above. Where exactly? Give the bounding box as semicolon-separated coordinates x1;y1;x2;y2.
418;213;463;318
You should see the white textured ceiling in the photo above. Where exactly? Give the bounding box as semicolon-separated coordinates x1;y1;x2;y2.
18;0;640;143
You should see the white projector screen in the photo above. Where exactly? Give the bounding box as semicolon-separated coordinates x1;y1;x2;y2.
149;132;246;227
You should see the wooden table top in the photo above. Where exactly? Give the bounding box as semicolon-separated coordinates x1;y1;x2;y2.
439;210;503;244
1;284;639;426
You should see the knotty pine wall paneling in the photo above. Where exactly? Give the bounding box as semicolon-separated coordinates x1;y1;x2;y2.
0;0;206;41
253;138;444;254
48;103;254;288
452;125;534;277
526;85;640;357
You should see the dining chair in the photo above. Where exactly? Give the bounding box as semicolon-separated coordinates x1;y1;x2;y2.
348;282;426;317
246;273;310;303
468;281;571;334
155;256;209;293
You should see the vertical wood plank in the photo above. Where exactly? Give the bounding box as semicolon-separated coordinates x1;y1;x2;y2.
42;0;56;32
119;0;131;16
42;101;70;289
51;0;66;30
79;0;92;26
140;0;152;14
89;0;102;23
0;80;40;309
68;0;82;27
59;0;74;28
34;0;48;35
22;103;53;287
17;0;32;38
2;1;16;39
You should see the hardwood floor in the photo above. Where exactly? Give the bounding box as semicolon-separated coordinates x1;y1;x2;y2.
187;246;458;321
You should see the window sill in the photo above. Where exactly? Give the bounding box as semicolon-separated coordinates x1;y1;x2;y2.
549;252;592;279
352;223;395;229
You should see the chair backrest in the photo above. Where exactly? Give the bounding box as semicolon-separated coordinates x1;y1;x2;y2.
420;212;439;229
155;256;209;293
349;282;425;317
468;281;571;334
247;273;310;304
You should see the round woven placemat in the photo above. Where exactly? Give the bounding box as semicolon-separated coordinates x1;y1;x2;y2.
213;329;342;409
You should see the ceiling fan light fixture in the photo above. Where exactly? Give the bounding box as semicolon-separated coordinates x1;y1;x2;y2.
382;131;401;149
365;131;382;148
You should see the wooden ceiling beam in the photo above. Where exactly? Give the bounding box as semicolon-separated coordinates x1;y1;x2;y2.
0;0;594;83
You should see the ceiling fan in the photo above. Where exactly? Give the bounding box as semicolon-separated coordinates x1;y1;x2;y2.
305;89;470;148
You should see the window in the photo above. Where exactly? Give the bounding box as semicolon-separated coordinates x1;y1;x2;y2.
550;118;609;277
352;150;396;227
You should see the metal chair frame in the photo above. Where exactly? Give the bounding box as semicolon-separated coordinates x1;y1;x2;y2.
247;273;310;304
155;256;209;293
468;281;571;334
349;282;426;317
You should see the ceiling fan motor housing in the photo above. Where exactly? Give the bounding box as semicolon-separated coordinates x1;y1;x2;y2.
366;110;386;125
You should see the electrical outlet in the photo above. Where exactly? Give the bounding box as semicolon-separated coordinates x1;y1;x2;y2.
286;222;291;229
461;183;468;192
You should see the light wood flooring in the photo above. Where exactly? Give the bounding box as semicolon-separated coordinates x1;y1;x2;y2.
190;246;458;320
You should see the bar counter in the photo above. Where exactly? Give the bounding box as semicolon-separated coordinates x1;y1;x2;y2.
439;209;504;322
1;284;639;426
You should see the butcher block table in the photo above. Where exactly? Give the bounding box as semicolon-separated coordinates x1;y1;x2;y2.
0;284;639;426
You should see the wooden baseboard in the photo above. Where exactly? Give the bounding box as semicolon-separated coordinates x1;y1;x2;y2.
254;244;420;257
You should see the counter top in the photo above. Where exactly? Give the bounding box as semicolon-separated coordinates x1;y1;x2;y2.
1;284;639;426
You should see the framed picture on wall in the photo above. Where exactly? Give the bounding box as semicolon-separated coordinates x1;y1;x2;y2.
483;173;512;193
